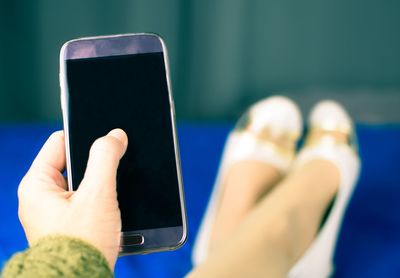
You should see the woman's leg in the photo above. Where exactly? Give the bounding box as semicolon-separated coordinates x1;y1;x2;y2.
189;159;339;278
193;96;303;264
209;156;282;252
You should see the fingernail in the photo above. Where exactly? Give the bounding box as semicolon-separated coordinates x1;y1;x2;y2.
108;128;128;148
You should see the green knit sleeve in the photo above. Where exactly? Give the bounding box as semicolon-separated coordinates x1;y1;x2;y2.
1;235;113;278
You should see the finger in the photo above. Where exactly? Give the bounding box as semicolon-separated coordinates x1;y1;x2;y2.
31;131;66;173
79;129;128;193
19;131;67;196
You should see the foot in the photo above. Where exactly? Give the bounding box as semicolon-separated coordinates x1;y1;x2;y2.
289;100;360;278
193;96;303;265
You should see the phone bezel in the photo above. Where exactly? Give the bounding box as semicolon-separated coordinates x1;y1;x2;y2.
59;33;187;255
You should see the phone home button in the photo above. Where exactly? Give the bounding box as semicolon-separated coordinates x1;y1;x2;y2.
122;234;144;246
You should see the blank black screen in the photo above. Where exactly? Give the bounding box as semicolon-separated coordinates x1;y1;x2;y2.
66;52;182;232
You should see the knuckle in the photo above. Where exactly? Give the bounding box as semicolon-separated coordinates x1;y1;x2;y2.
17;185;24;200
17;177;29;200
91;136;122;156
49;130;64;141
17;206;25;223
92;137;114;152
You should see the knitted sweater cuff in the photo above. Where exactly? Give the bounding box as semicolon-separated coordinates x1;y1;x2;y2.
1;235;113;278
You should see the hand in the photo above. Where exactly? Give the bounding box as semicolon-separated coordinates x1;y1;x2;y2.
17;129;128;270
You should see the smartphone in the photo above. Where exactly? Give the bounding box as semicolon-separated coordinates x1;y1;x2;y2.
59;33;187;255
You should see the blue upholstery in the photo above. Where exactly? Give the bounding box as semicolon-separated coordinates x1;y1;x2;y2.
1;123;399;277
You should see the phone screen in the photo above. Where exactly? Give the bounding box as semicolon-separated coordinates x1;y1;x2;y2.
65;52;183;232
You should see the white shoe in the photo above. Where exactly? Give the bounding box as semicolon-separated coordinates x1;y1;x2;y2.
288;100;361;278
192;95;303;266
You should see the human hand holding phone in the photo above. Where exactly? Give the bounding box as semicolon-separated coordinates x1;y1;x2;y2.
18;129;127;269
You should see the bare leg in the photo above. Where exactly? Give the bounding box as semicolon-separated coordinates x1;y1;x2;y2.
189;159;339;278
192;96;303;266
209;160;281;252
209;131;296;253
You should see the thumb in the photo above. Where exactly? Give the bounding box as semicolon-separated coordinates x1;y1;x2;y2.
78;129;128;194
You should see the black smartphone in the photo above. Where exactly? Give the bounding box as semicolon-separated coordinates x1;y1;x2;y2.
59;33;187;255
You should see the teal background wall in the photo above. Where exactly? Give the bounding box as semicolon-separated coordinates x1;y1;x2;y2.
1;1;399;122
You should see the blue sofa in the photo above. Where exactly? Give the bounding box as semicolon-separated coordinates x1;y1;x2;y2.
1;123;399;277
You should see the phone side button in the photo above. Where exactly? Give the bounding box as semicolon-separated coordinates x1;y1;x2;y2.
121;234;144;246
